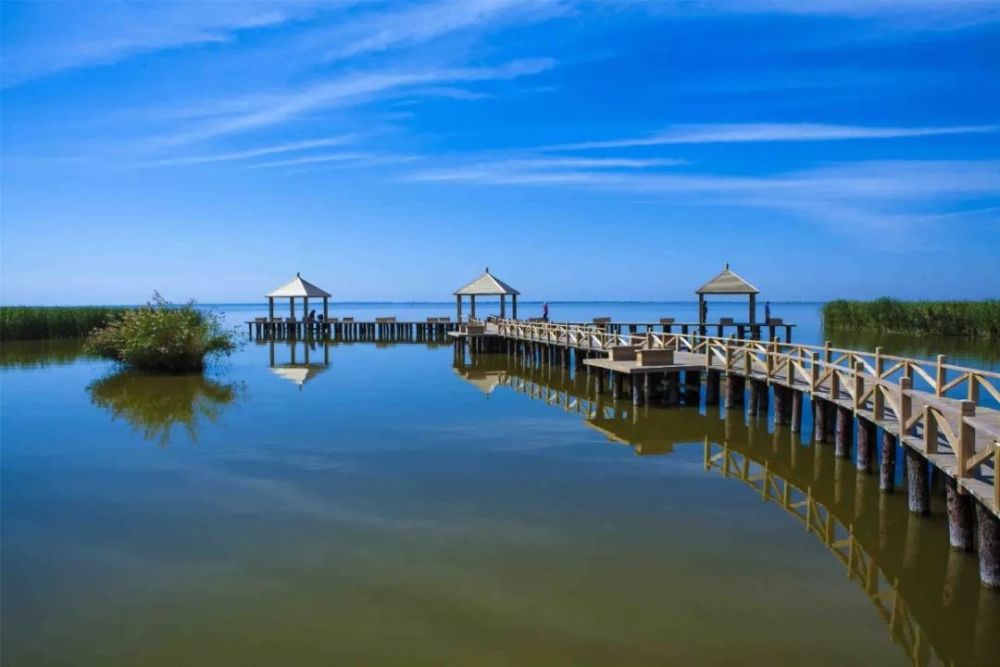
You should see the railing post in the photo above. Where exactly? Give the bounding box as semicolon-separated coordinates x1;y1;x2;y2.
923;405;938;455
854;361;864;410
873;383;884;421
824;340;832;364
957;400;976;479
936;354;947;397
810;352;819;392
875;346;884;378
724;339;733;371
899;377;913;437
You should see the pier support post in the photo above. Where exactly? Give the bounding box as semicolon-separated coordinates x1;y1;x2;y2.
747;380;760;416
705;370;720;406
977;501;1000;588
685;370;700;405
612;372;623;401
945;477;974;551
905;447;930;516
632;375;643;407
665;372;680;406
879;431;897;493
814;398;828;443
856;418;875;473
724;374;743;410
790;390;803;433
835;406;852;458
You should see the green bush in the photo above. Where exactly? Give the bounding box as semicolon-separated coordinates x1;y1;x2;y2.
0;306;130;341
822;299;1000;337
85;294;236;371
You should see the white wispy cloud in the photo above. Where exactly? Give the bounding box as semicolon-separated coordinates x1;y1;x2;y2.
246;152;418;170
677;0;1000;32
1;1;325;87
318;0;570;62
160;58;554;146
405;158;1000;232
136;135;359;167
549;123;999;150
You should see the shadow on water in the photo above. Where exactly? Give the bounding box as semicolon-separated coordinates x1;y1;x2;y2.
455;353;1000;667
87;373;245;446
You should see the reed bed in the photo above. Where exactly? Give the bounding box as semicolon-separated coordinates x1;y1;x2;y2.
822;298;1000;337
0;306;130;341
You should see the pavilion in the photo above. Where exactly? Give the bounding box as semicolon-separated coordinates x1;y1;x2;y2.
454;268;519;322
267;273;331;321
696;263;759;324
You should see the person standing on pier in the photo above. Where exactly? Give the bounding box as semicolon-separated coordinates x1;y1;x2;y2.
543;303;549;321
700;300;708;323
765;301;771;323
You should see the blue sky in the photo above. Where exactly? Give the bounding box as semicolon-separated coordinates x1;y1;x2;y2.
2;0;998;304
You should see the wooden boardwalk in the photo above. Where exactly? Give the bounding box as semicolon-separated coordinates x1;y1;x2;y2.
451;317;1000;587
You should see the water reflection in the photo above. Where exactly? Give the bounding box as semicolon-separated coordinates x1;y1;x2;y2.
455;353;1000;667
0;338;91;369
88;373;244;446
263;339;330;389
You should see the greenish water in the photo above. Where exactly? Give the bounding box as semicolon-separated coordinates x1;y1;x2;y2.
2;336;998;665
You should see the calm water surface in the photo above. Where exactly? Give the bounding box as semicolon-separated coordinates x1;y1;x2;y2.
2;304;999;665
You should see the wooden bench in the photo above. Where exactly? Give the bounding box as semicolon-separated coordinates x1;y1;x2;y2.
637;349;675;366
608;345;641;361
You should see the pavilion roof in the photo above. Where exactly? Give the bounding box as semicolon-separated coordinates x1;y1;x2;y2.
454;268;519;296
267;273;331;298
696;264;759;295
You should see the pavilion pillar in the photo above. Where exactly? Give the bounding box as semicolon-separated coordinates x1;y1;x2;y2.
323;297;328;321
501;294;506;319
268;297;274;321
698;294;705;325
512;295;518;320
471;295;476;319
290;297;295;319
749;293;756;324
304;297;309;327
456;295;462;322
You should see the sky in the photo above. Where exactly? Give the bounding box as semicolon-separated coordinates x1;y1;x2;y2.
1;0;999;304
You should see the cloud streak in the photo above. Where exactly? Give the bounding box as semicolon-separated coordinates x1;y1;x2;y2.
405;158;1000;232
550;123;999;150
136;135;359;167
160;58;554;146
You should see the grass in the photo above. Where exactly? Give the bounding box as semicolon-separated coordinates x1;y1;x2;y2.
85;294;237;372
822;298;1000;337
0;306;130;341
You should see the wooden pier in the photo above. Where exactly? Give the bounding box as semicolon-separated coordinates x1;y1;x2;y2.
450;317;1000;587
247;317;458;342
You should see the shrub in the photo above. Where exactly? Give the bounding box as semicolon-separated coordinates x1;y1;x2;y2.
0;306;130;341
85;293;236;371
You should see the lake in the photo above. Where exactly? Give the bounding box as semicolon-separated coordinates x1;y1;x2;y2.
2;303;998;665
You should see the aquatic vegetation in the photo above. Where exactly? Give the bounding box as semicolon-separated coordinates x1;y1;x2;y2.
822;298;1000;337
0;306;130;341
87;371;244;445
85;294;236;371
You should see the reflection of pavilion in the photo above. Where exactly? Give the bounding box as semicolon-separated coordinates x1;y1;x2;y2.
451;354;1000;667
267;339;331;390
453;366;507;397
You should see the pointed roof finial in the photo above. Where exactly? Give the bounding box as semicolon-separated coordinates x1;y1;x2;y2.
297;271;301;277
485;266;489;274
724;262;729;270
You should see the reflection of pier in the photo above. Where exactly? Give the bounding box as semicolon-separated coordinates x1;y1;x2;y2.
452;318;1000;589
454;356;1000;667
265;339;330;389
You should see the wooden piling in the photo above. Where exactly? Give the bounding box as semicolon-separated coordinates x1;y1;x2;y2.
724;374;743;410
814;398;828;443
856;418;875;473
905;447;930;516
880;431;897;493
834;405;854;459
790;390;803;433
705;370;720;406
945;477;974;551
976;501;1000;588
612;372;623;400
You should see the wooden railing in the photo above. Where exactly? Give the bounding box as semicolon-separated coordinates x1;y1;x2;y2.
493;318;1000;512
